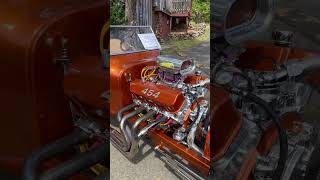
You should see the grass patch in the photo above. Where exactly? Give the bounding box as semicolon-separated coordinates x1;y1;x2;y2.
161;23;210;57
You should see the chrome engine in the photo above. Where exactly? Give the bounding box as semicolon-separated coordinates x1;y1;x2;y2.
212;45;320;179
113;56;210;159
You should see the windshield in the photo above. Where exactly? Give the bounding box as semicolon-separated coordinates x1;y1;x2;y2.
110;26;161;55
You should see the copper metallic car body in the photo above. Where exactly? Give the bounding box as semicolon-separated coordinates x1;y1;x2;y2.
110;51;159;115
211;41;320;179
0;0;108;177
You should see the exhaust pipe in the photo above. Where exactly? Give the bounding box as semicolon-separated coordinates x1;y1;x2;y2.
39;143;108;180
119;108;145;151
117;103;137;122
127;110;157;158
132;110;157;140
22;129;89;180
111;104;165;160
187;107;206;155
137;115;167;138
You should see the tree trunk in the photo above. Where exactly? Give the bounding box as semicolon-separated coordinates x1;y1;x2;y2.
195;12;202;24
125;0;137;25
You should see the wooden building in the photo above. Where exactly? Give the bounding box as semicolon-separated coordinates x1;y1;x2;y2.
136;0;193;39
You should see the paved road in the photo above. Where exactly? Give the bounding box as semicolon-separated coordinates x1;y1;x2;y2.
186;41;210;75
110;138;179;180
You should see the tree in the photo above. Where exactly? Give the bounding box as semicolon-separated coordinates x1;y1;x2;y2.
125;0;137;25
192;0;210;23
111;0;126;25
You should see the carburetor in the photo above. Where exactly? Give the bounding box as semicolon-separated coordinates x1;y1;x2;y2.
157;56;196;84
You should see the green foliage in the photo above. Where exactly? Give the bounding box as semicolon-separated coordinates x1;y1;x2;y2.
110;0;126;25
192;0;210;23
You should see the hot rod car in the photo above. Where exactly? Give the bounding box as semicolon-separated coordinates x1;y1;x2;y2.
109;26;211;180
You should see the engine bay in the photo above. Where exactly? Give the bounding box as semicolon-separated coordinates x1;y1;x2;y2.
211;41;320;179
2;0;320;179
109;26;211;179
211;0;320;178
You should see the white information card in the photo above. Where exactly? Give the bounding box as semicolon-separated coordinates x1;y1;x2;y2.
138;33;161;50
